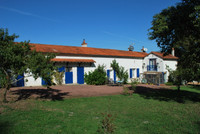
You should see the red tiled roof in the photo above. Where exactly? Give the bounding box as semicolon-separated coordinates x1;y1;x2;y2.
51;58;95;63
149;51;178;60
29;43;148;58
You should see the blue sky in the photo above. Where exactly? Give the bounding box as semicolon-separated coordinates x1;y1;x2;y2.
0;0;181;52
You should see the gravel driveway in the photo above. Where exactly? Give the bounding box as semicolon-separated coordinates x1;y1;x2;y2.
5;84;125;101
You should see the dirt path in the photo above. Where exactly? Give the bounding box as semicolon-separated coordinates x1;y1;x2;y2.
2;85;125;101
0;84;173;102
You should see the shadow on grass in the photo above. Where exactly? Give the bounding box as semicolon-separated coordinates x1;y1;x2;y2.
0;121;12;134
11;88;69;101
196;121;200;131
131;85;200;103
190;85;200;91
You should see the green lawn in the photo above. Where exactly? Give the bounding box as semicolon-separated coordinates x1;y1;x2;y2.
0;86;200;134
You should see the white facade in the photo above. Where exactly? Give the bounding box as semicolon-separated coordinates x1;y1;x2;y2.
143;53;177;84
22;53;177;87
163;60;177;82
143;54;177;73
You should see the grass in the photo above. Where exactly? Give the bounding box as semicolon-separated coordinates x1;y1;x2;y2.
0;86;200;134
172;85;200;93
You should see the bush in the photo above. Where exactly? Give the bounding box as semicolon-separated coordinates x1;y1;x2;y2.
54;71;64;85
131;79;139;91
85;65;107;85
118;66;128;84
97;113;116;134
122;86;132;95
111;60;128;84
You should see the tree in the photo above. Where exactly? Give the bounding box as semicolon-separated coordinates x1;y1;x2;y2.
148;0;200;88
166;65;184;91
0;28;55;102
110;60;128;84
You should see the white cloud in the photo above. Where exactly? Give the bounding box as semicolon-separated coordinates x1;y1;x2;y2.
0;6;60;23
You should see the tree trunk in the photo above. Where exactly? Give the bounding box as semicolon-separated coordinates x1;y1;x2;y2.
3;72;11;103
3;86;9;103
177;84;180;92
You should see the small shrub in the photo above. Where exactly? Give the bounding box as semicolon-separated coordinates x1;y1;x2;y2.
54;71;64;85
131;78;139;91
122;86;132;96
97;113;116;134
85;65;107;85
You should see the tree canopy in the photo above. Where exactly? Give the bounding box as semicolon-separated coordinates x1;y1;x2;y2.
148;0;200;84
0;28;55;102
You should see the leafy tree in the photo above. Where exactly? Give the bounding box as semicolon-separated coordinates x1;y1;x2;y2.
84;65;107;85
148;0;200;88
110;60;128;84
166;66;184;91
0;28;55;102
110;59;119;75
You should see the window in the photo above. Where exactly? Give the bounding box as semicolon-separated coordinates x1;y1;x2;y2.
130;68;136;78
148;59;157;71
149;59;156;66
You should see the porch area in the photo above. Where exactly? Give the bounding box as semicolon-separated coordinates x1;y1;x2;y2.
142;72;165;85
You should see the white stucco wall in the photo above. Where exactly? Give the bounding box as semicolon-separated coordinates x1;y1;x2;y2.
25;73;42;86
56;55;144;83
143;54;164;72
23;54;177;86
163;60;177;82
143;54;177;83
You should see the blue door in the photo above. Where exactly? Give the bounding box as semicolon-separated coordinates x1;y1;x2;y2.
17;74;24;87
77;67;84;84
114;70;116;83
65;72;73;84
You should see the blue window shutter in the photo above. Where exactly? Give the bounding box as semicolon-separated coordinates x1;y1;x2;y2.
137;68;140;78
58;66;65;72
130;69;132;78
107;70;110;78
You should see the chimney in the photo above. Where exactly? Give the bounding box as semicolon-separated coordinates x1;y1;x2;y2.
81;39;87;47
172;48;175;56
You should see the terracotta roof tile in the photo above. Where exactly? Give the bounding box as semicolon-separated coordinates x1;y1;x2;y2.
51;58;95;63
150;51;178;60
29;43;148;58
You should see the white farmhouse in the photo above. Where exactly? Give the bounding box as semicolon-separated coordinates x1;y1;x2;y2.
15;40;178;87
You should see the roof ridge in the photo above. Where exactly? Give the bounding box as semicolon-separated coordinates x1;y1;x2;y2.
148;51;178;59
29;42;147;53
29;42;149;58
